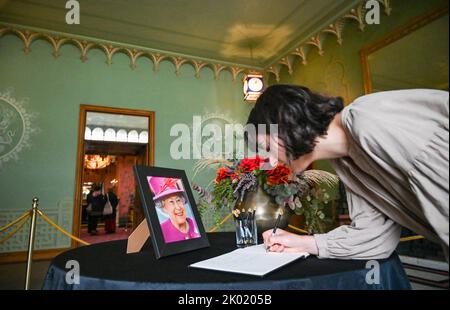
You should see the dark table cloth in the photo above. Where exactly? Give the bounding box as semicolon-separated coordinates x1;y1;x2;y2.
42;232;411;290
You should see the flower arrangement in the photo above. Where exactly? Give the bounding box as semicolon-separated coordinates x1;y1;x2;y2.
193;156;339;234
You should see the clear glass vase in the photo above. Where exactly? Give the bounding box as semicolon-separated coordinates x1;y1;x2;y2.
234;211;257;248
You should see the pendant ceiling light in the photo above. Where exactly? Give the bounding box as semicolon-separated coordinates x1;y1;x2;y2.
243;73;264;102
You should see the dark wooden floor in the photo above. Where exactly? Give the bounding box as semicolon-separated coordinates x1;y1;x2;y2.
0;260;50;290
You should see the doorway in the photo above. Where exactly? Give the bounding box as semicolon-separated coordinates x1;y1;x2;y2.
73;105;155;246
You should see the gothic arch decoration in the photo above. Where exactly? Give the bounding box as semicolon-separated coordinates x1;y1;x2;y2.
0;0;393;83
0;26;250;82
266;0;392;82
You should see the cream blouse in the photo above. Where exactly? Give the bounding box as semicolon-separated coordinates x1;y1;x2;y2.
314;89;449;260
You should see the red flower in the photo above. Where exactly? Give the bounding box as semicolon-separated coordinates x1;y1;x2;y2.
230;173;240;182
266;164;292;185
215;167;233;183
239;156;264;173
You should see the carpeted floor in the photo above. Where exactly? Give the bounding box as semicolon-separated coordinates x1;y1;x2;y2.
80;227;131;244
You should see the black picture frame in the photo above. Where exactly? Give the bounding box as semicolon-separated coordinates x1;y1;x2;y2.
134;165;209;259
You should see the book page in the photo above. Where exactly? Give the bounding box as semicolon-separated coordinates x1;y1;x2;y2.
190;245;309;277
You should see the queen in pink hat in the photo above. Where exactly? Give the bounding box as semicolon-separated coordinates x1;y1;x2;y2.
148;176;200;243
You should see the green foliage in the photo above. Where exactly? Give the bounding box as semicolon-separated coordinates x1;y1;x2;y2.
212;178;235;211
197;198;228;228
295;187;332;234
197;200;209;217
263;183;298;205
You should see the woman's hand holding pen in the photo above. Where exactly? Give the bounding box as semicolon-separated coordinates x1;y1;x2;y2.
263;229;319;255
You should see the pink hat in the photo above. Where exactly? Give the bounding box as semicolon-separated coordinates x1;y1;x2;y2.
148;176;185;201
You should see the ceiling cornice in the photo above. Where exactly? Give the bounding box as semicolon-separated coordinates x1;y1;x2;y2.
265;0;392;82
0;0;393;82
0;22;261;81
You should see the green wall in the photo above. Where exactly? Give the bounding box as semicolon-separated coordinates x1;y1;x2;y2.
275;0;447;100
0;34;251;252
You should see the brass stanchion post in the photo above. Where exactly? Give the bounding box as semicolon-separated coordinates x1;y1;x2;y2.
25;197;38;290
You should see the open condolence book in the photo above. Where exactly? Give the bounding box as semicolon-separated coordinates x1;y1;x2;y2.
189;244;309;277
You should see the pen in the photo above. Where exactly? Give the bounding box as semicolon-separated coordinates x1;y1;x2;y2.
266;209;283;252
272;210;282;236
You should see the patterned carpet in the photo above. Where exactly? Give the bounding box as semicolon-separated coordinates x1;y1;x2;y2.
80;227;131;244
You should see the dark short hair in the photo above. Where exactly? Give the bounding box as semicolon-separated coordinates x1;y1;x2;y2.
246;84;344;160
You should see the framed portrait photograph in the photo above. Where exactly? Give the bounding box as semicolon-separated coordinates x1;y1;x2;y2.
134;165;209;259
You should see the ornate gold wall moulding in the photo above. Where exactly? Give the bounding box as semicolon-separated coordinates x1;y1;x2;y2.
344;3;367;32
306;34;325;56
322;20;345;46
0;24;255;82
267;0;393;81
266;65;281;83
379;0;392;16
291;47;308;66
278;57;293;75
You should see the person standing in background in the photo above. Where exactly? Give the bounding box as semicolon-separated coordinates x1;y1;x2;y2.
105;187;119;234
87;185;106;235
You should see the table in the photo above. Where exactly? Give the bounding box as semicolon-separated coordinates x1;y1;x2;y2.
42;232;411;290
